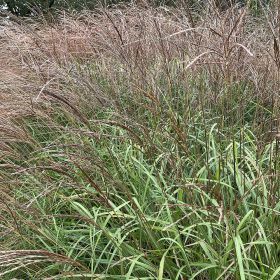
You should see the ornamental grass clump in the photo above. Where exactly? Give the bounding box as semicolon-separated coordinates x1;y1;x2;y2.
0;2;279;279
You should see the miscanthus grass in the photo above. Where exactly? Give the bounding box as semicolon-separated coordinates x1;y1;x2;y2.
0;2;279;279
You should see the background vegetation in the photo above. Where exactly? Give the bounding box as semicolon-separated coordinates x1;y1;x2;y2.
0;0;273;16
0;1;279;279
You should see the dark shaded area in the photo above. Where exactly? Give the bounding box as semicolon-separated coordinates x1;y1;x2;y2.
0;0;131;16
0;0;273;16
1;0;55;15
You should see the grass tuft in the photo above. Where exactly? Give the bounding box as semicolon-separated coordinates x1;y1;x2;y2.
0;2;279;279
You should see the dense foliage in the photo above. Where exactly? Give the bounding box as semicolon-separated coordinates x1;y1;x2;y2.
0;2;279;280
0;0;104;15
0;0;273;16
